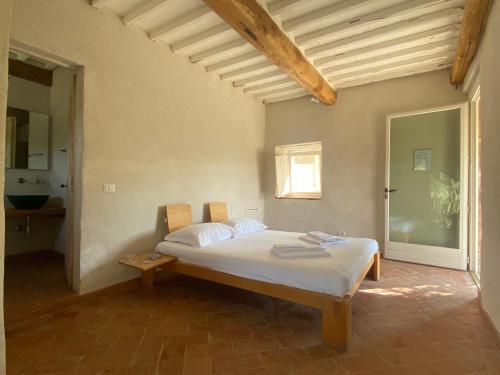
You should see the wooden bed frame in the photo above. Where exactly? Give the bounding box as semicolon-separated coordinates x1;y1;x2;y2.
162;203;380;350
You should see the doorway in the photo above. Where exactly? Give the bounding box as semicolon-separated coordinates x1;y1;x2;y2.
3;46;82;324
384;104;469;270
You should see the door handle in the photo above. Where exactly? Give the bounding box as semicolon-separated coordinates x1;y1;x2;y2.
384;188;397;199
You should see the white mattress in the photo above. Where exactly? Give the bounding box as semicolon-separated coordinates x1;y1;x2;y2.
155;230;378;297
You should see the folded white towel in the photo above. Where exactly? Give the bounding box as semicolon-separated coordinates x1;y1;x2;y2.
272;243;308;250
307;231;341;241
271;248;331;259
272;245;325;254
300;235;346;247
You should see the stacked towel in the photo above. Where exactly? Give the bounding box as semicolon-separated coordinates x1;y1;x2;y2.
299;231;347;247
271;243;331;259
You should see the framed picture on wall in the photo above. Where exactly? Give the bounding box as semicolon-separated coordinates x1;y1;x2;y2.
414;149;432;171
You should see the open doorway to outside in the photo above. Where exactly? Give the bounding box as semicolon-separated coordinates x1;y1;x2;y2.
3;46;82;325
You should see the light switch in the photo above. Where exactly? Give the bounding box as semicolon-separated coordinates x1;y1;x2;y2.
103;184;116;193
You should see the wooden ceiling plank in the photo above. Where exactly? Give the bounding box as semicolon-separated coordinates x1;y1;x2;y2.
329;54;453;82
189;38;247;64
149;5;212;41
306;7;463;58
220;61;273;80
171;24;231;53
233;70;285;87
263;91;308;104
244;77;294;93
335;61;451;88
322;38;457;75
123;0;173;26
315;24;460;67
206;50;264;72
202;0;337;105
450;0;492;85
268;0;307;15
296;0;462;46
283;0;376;32
255;84;301;98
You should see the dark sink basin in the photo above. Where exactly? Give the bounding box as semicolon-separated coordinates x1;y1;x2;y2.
7;195;49;209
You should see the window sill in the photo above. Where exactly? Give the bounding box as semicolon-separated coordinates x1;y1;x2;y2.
275;192;322;200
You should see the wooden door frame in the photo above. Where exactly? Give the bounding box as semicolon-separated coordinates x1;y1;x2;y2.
9;39;84;291
384;102;469;270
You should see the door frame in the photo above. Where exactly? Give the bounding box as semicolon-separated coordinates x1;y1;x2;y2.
469;86;481;282
384;102;469;270
9;39;84;291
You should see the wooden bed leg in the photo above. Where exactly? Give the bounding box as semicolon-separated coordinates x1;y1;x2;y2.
322;298;351;350
369;252;380;281
142;269;155;288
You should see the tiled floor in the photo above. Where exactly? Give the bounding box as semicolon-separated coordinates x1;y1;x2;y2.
6;259;500;374
5;249;75;322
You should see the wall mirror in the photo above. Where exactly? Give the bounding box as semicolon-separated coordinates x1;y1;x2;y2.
5;107;49;170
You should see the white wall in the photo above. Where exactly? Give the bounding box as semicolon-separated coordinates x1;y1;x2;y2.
9;0;266;293
0;0;13;371
264;70;466;248
478;0;500;335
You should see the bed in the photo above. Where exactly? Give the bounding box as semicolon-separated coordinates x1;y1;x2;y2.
156;203;380;350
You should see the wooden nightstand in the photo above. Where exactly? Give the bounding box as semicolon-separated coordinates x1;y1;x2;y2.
119;252;177;287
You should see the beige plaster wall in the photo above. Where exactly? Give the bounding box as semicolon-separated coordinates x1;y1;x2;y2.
0;0;13;370
9;0;265;293
264;70;466;248
478;0;500;335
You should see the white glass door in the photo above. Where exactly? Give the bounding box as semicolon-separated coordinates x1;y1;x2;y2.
385;104;468;270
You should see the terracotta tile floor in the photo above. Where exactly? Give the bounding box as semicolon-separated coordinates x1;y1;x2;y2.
5;250;75;322
6;259;500;374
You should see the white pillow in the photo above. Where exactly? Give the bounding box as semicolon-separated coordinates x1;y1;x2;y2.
227;218;267;237
165;223;234;247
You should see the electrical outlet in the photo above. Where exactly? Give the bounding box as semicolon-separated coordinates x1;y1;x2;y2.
103;184;116;193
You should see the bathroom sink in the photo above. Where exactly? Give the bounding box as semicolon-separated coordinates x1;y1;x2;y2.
6;195;50;209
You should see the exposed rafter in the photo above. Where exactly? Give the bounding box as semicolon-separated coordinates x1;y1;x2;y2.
306;7;463;58
122;0;173;26
149;5;212;41
87;0;465;104
450;0;492;85
296;0;463;46
206;51;264;72
171;24;231;53
202;0;337;105
189;39;247;64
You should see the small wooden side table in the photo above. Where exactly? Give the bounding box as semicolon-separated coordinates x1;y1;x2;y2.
119;252;177;287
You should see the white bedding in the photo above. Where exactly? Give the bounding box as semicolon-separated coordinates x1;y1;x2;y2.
155;230;378;297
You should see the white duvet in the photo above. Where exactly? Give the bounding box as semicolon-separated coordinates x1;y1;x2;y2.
155;230;378;297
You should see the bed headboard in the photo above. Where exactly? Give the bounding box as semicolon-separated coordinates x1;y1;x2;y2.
165;204;192;233
208;202;228;223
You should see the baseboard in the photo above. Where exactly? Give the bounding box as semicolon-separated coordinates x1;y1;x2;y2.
5;276;141;333
479;291;500;349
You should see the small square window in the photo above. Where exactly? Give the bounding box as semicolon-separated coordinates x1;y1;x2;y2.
275;142;322;199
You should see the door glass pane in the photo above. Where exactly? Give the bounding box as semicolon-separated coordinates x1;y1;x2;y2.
389;109;461;248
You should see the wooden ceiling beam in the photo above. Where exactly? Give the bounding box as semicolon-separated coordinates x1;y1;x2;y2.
450;0;492;85
8;59;53;86
202;0;337;105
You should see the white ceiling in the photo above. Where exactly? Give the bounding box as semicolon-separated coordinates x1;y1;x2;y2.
89;0;464;104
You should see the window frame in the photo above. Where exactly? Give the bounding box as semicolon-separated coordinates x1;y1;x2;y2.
274;142;322;200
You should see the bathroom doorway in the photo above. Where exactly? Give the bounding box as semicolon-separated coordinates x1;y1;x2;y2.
3;46;82;324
